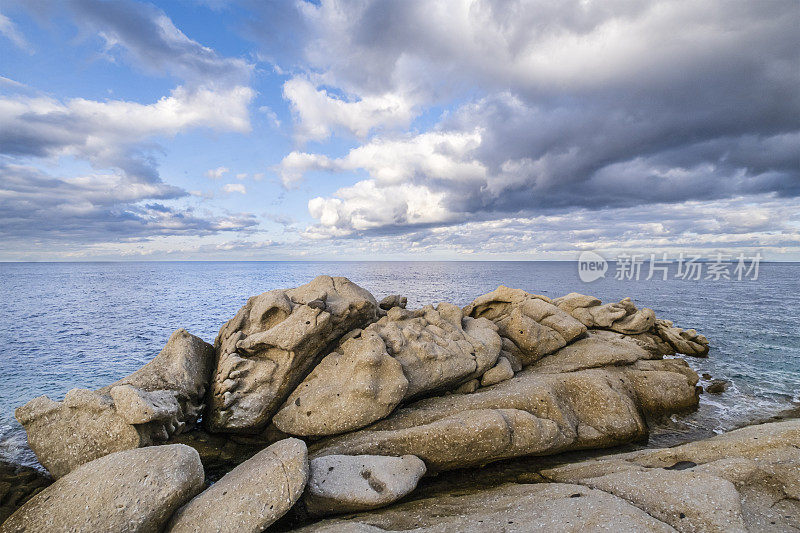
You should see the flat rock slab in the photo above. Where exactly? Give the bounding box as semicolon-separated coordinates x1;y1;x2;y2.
1;444;204;533
304;454;426;516
166;438;308;533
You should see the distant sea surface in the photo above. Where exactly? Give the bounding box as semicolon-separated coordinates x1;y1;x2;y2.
2;261;799;468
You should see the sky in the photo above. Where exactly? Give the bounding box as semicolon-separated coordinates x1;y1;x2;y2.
0;0;798;261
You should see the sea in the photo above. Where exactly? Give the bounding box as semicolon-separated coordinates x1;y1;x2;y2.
1;261;798;469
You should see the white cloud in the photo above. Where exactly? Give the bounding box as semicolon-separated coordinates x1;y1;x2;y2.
222;183;247;194
205;166;229;179
283;77;416;142
0;12;29;51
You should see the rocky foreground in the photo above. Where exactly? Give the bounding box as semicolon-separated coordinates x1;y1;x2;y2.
3;275;793;532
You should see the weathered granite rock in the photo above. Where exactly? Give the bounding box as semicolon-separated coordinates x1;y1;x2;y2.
274;304;501;436
295;482;677;532
1;444;203;533
464;286;587;366
167;438;308;533
309;336;699;471
303;454;426;516
480;356;515;386
379;295;407;310
16;329;214;477
272;331;408;437
654;319;710;357
542;419;800;532
553;293;656;335
0;461;51;525
588;328;675;357
207;276;379;433
706;379;729;393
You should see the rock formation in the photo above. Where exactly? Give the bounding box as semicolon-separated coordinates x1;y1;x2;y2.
273;303;501;436
15;329;214;478
167;438;308;533
207;276;379;433
1;445;204;533
303;454;426;516
463;286;587;367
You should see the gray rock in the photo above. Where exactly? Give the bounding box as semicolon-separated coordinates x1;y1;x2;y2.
207;276;379;433
294;482;676;532
654;319;710;357
1;444;203;533
309;340;699;471
274;303;501;436
553;293;656;335
304;454;426;516
464;286;587;366
16;329;214;478
167;438;308;533
706;379;729;394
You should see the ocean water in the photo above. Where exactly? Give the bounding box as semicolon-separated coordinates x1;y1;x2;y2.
1;261;798;468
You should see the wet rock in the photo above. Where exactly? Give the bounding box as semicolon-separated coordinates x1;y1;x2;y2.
167;438;308;533
2;445;203;533
274;304;501;436
706;379;729;394
464;286;587;366
303;455;426;516
16;329;214;478
0;461;51;525
207;276;379;433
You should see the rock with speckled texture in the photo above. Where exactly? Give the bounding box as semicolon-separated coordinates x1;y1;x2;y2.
1;444;203;533
303;454;426;516
166;438;308;533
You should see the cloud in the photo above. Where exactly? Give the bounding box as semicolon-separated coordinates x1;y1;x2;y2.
283;77;416;142
223;183;247;194
205;166;229;180
0;11;29;51
0;163;258;244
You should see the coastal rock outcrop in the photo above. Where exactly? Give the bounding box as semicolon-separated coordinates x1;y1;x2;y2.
1;444;204;533
553;293;656;335
303;454;426;516
0;461;51;525
273;304;501;436
207;276;379;433
463;286;587;367
308;333;699;471
654;319;710;357
541;419;800;532
15;329;214;478
167;438;308;533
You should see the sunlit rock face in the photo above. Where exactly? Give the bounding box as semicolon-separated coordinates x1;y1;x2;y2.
15;329;214;478
206;275;379;433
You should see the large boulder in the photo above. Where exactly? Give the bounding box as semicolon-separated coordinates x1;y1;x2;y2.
542;419;800;532
15;329;214;478
309;335;699;472
463;286;587;367
654;319;710;357
553;294;656;335
303;454;426;516
207;276;379;433
273;304;501;437
1;444;203;533
294;482;676;532
166;438;308;533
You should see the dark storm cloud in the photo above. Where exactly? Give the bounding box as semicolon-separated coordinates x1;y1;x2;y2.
0;164;258;244
258;0;799;236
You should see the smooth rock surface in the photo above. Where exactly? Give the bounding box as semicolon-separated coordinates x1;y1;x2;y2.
207;276;379;433
167;438;308;533
16;329;214;477
295;482;677;532
553;293;656;335
303;454;426;516
1;445;204;533
654;319;710;357
274;303;501;436
464;286;587;366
